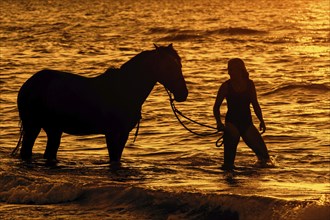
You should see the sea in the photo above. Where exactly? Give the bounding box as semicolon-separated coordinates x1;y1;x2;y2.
0;0;329;219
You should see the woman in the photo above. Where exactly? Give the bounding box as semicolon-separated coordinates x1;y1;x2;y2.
213;58;271;170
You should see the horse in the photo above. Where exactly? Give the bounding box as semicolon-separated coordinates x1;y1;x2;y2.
16;44;188;165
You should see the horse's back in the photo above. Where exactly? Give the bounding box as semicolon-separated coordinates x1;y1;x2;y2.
18;69;125;134
19;69;85;93
19;70;82;106
18;70;88;123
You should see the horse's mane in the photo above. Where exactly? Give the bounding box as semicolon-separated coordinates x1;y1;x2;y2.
104;67;120;75
95;67;120;82
97;51;154;81
114;45;181;77
120;45;181;73
120;50;153;72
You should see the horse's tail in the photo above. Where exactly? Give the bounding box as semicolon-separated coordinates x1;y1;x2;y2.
12;121;24;156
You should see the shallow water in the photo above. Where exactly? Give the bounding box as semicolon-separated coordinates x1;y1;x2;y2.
1;0;329;219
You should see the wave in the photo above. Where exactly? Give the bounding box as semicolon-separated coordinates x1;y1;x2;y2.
151;28;204;41
0;173;83;204
149;27;268;42
206;27;268;36
158;33;204;41
263;83;330;96
148;27;181;34
1;171;329;220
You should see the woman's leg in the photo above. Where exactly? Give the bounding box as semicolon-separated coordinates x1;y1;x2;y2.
222;122;240;169
242;125;270;161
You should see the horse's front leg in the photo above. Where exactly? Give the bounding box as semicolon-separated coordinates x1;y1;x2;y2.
105;131;129;164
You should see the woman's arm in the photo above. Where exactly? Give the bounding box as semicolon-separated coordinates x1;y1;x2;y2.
250;80;266;133
213;82;227;131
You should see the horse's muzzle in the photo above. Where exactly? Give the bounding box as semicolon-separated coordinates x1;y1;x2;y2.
174;88;188;102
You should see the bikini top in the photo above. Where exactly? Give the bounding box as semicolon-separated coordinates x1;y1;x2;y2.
226;79;252;120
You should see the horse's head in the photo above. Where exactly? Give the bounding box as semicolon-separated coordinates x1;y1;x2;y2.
153;44;188;102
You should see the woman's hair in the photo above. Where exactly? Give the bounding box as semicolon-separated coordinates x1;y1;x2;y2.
227;58;249;80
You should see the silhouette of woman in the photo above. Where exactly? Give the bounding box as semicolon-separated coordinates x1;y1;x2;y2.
213;58;270;170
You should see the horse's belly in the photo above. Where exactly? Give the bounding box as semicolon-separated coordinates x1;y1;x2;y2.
45;109;114;134
43;77;139;134
45;106;138;135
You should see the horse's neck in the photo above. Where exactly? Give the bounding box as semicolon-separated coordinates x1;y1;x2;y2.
119;51;157;107
120;68;156;108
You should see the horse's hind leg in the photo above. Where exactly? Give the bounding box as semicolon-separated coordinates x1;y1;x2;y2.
20;126;41;161
44;128;62;162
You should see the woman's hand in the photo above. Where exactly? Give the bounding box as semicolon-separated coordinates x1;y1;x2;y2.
259;121;266;134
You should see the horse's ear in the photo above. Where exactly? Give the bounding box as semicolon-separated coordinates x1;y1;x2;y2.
154;43;159;50
168;43;173;49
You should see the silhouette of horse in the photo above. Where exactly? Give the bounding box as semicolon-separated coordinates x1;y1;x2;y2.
17;44;188;164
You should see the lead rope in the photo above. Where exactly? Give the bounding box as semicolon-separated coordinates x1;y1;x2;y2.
165;88;224;147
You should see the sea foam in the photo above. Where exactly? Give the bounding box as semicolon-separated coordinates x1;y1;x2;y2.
0;173;83;204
